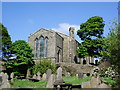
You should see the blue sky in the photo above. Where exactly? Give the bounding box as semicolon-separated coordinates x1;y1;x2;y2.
2;2;118;43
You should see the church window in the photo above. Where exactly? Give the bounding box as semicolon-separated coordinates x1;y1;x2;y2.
45;37;48;57
40;36;45;58
35;39;38;58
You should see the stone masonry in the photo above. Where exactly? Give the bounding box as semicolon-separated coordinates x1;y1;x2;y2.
28;27;94;64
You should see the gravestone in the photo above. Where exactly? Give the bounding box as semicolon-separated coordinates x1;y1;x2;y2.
10;72;14;83
37;72;41;80
65;72;70;77
1;72;10;88
26;69;31;78
57;67;62;80
98;83;111;88
78;72;83;79
76;74;78;78
81;81;91;88
83;73;87;77
90;76;101;88
46;69;52;81
46;74;55;88
42;73;47;81
33;74;37;79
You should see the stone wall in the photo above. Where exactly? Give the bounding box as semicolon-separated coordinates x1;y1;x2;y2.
28;28;57;63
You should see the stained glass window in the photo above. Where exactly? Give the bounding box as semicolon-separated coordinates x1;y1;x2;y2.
35;39;38;58
45;38;48;57
40;36;44;58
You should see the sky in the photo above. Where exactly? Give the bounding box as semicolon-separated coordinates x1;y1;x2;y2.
2;2;118;43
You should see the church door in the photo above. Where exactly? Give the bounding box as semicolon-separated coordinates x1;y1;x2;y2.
57;50;60;63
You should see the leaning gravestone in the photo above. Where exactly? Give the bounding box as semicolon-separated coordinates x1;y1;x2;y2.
10;72;14;83
57;67;62;80
46;74;55;88
42;73;47;81
37;72;41;80
46;69;52;81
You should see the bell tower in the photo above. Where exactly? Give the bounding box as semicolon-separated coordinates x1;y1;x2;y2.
69;27;75;38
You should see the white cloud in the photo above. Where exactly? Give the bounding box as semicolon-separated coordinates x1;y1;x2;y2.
52;23;80;35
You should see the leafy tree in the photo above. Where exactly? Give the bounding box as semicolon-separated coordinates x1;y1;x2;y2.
32;58;56;75
105;19;120;73
77;16;105;58
5;40;34;76
0;24;12;60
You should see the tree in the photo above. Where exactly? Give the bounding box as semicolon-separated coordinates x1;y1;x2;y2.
0;24;12;60
105;19;120;73
77;16;105;58
5;40;34;76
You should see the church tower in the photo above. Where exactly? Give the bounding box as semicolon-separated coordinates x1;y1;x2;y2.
69;27;75;38
69;27;75;63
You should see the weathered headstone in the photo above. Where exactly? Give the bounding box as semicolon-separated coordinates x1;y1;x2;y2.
57;67;62;80
81;81;91;88
90;76;101;88
32;74;37;79
10;72;14;83
26;69;31;78
65;72;70;77
78;72;83;79
1;72;10;88
46;69;52;81
83;73;87;77
76;74;78;78
37;72;41;80
46;74;55;88
42;73;47;81
98;83;111;88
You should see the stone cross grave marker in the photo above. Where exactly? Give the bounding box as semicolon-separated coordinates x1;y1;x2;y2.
46;69;52;81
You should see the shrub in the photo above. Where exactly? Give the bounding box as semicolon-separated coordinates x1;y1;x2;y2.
32;59;56;75
99;65;119;78
62;66;76;76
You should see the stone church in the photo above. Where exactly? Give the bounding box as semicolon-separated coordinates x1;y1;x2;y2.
28;27;94;64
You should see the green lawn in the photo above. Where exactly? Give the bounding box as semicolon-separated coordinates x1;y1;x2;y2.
101;77;117;87
63;76;92;85
11;76;92;88
11;79;47;88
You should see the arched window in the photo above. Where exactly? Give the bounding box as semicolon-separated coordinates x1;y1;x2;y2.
45;37;48;57
40;36;44;58
35;39;38;58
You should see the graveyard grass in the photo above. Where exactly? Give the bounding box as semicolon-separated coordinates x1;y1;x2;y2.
11;79;47;88
10;76;92;88
63;76;92;85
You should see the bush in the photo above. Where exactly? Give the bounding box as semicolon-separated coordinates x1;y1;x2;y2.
62;66;76;76
99;65;119;78
32;59;56;75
